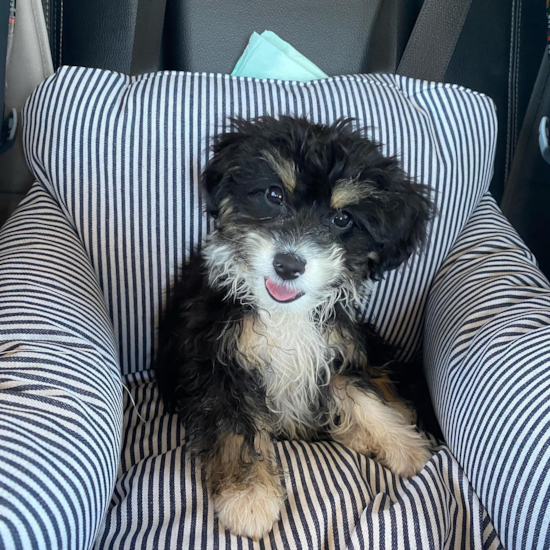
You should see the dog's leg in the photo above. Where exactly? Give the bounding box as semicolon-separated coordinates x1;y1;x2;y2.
328;375;431;477
173;359;285;539
208;427;285;540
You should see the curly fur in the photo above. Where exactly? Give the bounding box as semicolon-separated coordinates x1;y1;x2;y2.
153;115;435;538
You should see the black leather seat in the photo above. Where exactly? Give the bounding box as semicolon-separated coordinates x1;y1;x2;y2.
161;0;422;76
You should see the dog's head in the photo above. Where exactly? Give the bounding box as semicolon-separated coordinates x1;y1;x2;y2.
202;116;434;315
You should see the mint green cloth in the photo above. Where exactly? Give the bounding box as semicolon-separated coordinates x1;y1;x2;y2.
231;31;328;82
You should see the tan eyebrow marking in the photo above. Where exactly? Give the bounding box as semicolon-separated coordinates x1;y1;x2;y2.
331;178;377;209
261;150;297;193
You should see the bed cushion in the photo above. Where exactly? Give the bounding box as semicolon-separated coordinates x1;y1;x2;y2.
23;66;496;375
93;369;502;549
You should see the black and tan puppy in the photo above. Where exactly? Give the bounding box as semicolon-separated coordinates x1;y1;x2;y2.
154;116;434;539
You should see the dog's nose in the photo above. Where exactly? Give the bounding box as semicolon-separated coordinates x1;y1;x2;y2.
273;253;306;280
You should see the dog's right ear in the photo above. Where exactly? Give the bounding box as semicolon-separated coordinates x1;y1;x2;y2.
202;128;250;218
202;133;242;218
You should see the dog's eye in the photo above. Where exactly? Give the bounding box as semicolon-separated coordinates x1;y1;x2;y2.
332;211;353;230
266;186;284;206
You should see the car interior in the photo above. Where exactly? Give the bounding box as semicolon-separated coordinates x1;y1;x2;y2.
0;0;549;548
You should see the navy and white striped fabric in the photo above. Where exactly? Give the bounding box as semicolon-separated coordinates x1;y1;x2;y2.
94;370;502;550
0;65;546;548
0;184;122;549
426;194;550;549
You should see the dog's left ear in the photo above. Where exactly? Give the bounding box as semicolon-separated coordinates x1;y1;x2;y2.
356;173;434;281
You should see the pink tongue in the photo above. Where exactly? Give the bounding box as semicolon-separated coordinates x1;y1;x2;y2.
265;279;300;302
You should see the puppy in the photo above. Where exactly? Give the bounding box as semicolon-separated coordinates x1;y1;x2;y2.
154;116;434;539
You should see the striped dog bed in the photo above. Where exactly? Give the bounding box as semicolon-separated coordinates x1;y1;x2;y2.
0;66;548;549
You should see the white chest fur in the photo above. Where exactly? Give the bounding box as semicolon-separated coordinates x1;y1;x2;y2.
236;311;350;439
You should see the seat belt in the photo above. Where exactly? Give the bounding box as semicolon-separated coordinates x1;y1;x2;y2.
493;4;550;273
130;0;167;75
397;0;473;82
0;0;16;156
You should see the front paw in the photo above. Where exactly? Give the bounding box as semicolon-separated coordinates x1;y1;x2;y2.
213;477;285;540
378;427;432;478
